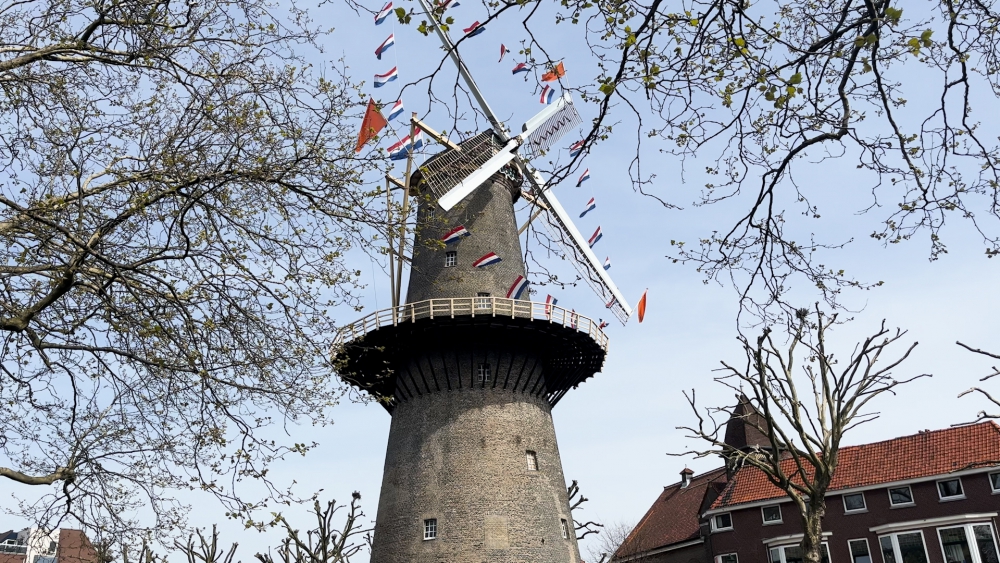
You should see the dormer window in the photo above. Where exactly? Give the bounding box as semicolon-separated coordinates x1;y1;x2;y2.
680;468;694;488
712;513;733;531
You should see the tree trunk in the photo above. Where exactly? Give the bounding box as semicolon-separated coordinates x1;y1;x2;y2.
801;502;826;563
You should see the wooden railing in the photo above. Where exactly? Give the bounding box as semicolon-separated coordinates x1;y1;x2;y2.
333;297;609;351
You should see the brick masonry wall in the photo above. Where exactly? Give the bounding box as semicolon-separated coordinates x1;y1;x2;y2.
369;384;581;563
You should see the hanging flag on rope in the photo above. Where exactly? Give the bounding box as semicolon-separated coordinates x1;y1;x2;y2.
354;98;388;153
472;252;502;268
375;34;395;60
506;275;529;299
375;2;393;25
545;294;558;316
387;100;405;121
512;62;530;75
437;0;460;9
587;226;603;248
463;21;485;37
540;85;555;104
570;309;578;329
374;67;398;88
637;289;648;323
603;256;611;271
598;318;609;329
606;296;617;309
387;130;423;160
569;139;584;158
541;61;566;82
499;44;511;62
441;225;470;244
576;168;591;187
579;197;596;218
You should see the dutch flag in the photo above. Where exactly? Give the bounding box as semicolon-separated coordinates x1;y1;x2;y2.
588;226;603;248
579;197;596;218
603;256;611;271
512;62;529;75
375;2;393;25
606;296;617;309
499;44;511;62
598;318;609;329
387;100;405;121
545;294;558;316
387;130;423;160
506;275;529;299
438;0;460;9
441;225;470;244
540;85;555;104
569;140;584;158
375;34;395;60
576;168;591;187
472;252;502;268
374;67;398;88
463;21;485;37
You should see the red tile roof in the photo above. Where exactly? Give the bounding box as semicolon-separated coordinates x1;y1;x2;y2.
711;421;1000;510
617;467;727;557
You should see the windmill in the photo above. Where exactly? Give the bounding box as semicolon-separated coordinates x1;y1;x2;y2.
411;0;633;323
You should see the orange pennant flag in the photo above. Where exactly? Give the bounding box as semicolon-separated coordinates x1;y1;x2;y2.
637;289;648;323
355;98;388;153
541;61;566;82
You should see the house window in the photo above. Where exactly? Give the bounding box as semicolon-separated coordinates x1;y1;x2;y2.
477;363;491;383
991;472;1000;493
843;492;867;513
475;292;491;309
762;504;782;524
716;555;738;563
525;450;538;471
769;543;830;563
444;251;457;267
849;539;872;563
712;513;733;531
938;523;999;563
560;518;570;539
879;531;929;563
423;518;437;540
937;478;965;501
888;485;914;507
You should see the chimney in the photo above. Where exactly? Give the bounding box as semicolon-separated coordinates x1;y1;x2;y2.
680;467;694;488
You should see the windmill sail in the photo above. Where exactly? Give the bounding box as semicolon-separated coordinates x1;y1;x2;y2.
522;95;582;159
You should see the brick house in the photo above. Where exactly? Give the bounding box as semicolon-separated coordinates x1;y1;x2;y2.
0;528;98;563
616;406;1000;563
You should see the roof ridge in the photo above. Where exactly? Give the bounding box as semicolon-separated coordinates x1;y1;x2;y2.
835;420;995;453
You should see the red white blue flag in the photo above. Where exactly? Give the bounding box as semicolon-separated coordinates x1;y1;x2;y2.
576;168;591;187
437;0;460;9
603;256;611;271
387;130;423;160
375;34;395;60
606;296;617;309
374;67;398;88
463;21;485;37
512;62;529;75
598;318;609;329
375;2;393;25
472;252;502;268
506;275;529;299
588;226;603;248
441;225;470;244
499;44;511;62
387;100;404;121
579;197;596;218
545;294;558;315
569;140;584;158
540;85;555;104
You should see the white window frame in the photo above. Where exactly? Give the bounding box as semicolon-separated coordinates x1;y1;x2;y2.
525;450;538;471
475;292;491;309
936;521;999;563
761;504;783;525
936;477;965;501
712;512;733;532
477;363;491;383
560;518;570;539
843;492;867;513
888;485;915;508
847;538;872;563
444;251;457;267
715;554;738;563
878;530;930;563
769;542;831;563
423;518;437;540
991;472;1000;494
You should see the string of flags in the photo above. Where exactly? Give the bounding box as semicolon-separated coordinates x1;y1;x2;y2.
576;168;590;187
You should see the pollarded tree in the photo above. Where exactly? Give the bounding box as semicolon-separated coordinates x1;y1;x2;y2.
0;0;384;550
680;307;927;563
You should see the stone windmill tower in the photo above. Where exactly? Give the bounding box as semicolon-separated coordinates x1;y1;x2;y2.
333;3;634;561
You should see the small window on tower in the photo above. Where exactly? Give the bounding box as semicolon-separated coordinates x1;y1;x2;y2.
526;450;538;471
444;251;457;267
560;519;570;539
423;518;437;540
477;363;491;383
475;292;491;309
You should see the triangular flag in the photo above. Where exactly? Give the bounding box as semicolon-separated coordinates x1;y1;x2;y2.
637;289;648;323
355;98;387;153
541;61;566;82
